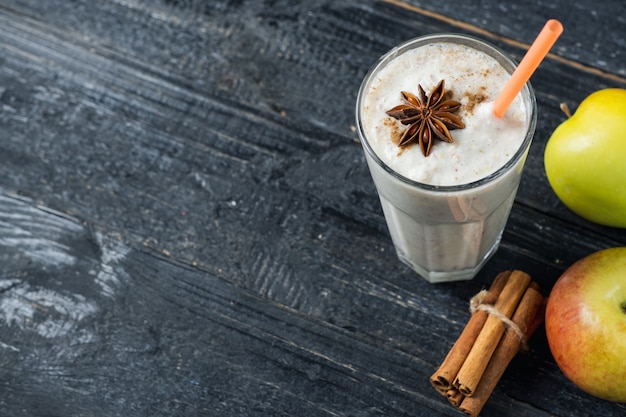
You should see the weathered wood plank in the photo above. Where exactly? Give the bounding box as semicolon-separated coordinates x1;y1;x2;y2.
2;0;625;260
2;192;624;416
385;0;626;77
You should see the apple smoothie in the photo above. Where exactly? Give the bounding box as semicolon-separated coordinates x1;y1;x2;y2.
356;34;537;283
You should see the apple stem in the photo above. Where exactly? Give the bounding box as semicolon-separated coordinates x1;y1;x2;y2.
559;102;572;118
622;301;626;315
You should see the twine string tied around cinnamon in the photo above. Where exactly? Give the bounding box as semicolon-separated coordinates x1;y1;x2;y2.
469;289;528;351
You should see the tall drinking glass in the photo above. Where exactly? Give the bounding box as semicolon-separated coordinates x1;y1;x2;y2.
356;34;537;283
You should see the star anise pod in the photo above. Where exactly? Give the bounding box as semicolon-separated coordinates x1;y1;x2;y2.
386;80;465;156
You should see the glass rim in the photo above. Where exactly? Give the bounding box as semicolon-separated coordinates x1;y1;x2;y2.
355;33;538;193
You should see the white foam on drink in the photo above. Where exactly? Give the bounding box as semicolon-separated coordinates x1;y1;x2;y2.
361;42;528;186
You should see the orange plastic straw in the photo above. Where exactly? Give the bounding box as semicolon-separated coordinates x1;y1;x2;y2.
493;19;563;118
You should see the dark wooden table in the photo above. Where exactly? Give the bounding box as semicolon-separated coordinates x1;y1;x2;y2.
1;1;625;416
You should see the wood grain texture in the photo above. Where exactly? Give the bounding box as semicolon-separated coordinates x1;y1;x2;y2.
1;1;626;416
387;0;626;78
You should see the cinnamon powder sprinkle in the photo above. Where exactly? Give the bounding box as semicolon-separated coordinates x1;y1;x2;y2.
384;118;408;156
463;86;488;116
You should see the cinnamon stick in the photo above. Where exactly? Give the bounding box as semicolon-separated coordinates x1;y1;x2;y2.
454;270;531;396
446;389;464;408
430;271;511;394
459;286;546;417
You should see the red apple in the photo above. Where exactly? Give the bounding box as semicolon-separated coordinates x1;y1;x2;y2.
545;247;626;402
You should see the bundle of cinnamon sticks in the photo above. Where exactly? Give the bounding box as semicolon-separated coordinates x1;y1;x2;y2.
430;270;545;417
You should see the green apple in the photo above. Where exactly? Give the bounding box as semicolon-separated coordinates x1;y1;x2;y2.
545;247;626;402
544;88;626;228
